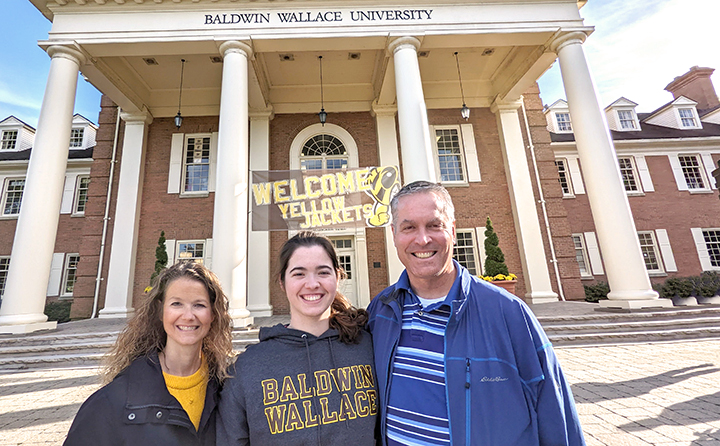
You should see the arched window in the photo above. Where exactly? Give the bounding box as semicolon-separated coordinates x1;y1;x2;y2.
300;134;348;170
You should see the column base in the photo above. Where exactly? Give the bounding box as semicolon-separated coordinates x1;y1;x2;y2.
599;299;673;310
232;316;254;328
247;305;273;318
0;321;57;334
523;291;559;305
98;307;136;319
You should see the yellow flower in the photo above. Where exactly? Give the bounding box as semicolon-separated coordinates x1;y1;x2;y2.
144;286;153;294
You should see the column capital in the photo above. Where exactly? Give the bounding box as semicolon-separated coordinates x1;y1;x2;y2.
388;36;422;54
249;107;275;121
46;45;87;66
218;40;253;59
549;31;588;54
120;110;153;125
371;100;397;118
490;98;522;115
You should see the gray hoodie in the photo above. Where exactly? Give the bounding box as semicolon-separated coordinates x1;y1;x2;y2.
217;324;378;445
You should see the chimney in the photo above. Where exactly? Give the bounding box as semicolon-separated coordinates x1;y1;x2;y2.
665;66;719;111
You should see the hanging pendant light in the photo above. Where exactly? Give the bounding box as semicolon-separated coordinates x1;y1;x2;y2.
175;58;186;128
318;55;327;126
454;52;470;120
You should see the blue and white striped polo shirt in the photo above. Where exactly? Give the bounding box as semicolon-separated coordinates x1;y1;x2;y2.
386;292;452;446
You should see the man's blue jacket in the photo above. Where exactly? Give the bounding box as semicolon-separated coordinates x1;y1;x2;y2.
366;262;586;446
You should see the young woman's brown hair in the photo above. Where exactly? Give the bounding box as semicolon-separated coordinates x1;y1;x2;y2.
277;231;368;343
102;261;234;384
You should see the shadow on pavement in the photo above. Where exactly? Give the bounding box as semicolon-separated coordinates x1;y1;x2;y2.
0;374;100;398
0;403;82;430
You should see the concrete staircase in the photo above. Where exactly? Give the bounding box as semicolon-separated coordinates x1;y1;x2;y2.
1;306;720;369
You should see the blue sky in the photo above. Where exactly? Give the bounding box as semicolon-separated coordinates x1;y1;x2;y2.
2;0;719;128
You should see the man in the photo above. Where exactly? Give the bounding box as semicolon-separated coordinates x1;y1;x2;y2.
367;181;585;446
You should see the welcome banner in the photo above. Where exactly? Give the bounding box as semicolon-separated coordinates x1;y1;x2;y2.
251;166;400;231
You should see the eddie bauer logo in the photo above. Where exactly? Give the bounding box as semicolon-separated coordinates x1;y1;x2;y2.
480;376;509;382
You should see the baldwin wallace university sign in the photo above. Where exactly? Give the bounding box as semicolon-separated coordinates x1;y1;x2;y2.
203;9;434;25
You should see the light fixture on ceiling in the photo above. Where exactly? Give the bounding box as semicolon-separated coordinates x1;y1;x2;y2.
318;55;327;126
175;58;186;129
454;52;470;121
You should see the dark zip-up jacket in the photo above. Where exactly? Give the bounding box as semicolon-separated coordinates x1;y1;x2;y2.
64;352;219;446
367;262;585;446
217;324;378;445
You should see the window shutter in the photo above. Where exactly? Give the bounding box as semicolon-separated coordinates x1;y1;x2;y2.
209;132;219;192
168;134;184;194
475;227;486;276
460;124;481;182
583;232;604;275
701;153;716;189
205;238;213;269
567;157;585;195
165;239;176;266
668;155;688;191
634;155;654;192
60;174;78;214
47;253;65;296
654;229;677;272
691;228;712;271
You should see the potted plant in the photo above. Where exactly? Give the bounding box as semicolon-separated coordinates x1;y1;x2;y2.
480;217;518;294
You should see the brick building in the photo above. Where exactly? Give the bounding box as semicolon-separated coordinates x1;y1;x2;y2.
547;66;720;287
0;0;672;333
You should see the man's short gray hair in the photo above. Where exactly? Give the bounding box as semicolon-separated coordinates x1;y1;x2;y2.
390;181;455;227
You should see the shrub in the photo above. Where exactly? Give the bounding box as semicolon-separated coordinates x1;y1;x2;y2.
149;230;168;286
44;300;72;323
484;217;509;277
584;281;610;303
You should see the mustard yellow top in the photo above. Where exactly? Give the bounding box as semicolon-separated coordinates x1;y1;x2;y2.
163;357;209;430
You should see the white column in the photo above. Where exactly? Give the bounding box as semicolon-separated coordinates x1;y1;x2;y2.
247;109;273;317
551;32;670;309
371;102;405;283
491;100;558;304
99;111;153;318
0;45;85;334
388;37;436;184
214;41;254;327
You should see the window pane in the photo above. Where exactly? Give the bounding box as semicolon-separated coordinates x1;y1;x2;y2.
453;231;477;275
63;255;80;294
618;157;639;192
1;130;18;150
184;137;211;192
572;235;590;276
618;110;637;129
679;155;706;189
75;177;90;213
0;258;9;296
177;242;205;263
637;232;660;271
3;179;25;215
556;113;572;131
679;108;697;127
300;134;348;171
555;160;571;195
435;128;465;182
703;230;720;268
70;129;84;148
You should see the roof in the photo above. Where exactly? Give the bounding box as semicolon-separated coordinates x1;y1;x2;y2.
0;147;94;162
550;115;720;142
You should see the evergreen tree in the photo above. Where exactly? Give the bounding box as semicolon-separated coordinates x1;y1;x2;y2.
484;217;509;277
150;231;168;285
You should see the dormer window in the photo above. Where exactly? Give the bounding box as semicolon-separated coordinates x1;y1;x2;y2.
678;108;698;128
617;110;638;130
70;128;84;148
1;130;18;150
556;112;572;132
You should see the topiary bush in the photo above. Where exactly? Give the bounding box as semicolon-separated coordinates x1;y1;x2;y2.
584;281;610;303
44;300;72;323
484;217;509;277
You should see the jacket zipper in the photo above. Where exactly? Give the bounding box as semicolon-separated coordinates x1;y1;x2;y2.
465;358;471;445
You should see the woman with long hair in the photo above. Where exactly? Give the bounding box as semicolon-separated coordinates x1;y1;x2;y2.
217;231;377;445
64;261;234;446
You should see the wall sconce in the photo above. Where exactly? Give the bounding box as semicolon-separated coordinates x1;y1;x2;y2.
318;55;327;126
175;58;186;129
454;52;470;120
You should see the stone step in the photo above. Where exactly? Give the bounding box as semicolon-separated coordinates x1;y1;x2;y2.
537;305;720;325
548;325;720;347
542;315;720;335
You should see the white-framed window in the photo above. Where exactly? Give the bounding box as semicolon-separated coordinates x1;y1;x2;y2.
702;229;720;268
453;229;481;276
432;127;467;183
617;110;638;130
555;159;573;196
300;134;348;170
678;155;707;190
0;257;9;297
74;176;90;214
176;241;206;263
555;112;572;132
572;234;592;277
331;238;354;280
678;108;698;128
2;178;25;216
1;130;18;150
637;231;663;273
618;157;640;192
61;254;80;297
69;128;84;148
183;135;211;193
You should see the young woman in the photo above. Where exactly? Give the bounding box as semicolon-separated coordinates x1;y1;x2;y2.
64;261;234;446
217;231;378;445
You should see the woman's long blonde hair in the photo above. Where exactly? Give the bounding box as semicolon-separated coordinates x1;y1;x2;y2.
102;261;234;384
